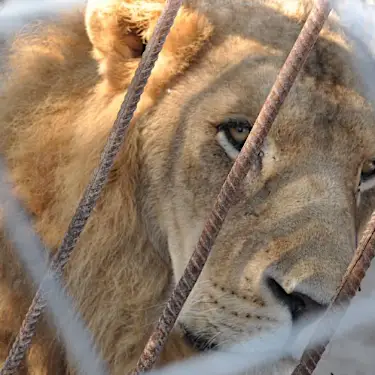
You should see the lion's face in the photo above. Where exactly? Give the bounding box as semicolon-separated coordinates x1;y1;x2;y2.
134;5;375;355
82;0;375;367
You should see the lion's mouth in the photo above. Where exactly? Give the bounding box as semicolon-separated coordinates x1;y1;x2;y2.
179;323;218;352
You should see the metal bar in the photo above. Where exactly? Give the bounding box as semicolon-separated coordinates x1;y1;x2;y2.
0;0;183;373
131;1;332;373
0;160;108;375
291;209;375;375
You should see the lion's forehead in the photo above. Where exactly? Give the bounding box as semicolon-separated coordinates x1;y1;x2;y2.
189;0;365;102
171;33;372;150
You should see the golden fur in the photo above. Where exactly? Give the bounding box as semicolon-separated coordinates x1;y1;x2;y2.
1;1;375;374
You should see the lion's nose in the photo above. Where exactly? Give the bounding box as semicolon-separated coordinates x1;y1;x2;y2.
266;277;326;322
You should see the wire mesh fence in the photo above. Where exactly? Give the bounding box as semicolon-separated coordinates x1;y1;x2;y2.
1;1;375;375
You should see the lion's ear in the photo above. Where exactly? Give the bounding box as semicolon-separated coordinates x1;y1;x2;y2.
85;0;213;97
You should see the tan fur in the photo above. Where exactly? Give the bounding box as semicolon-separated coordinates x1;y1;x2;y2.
1;1;375;374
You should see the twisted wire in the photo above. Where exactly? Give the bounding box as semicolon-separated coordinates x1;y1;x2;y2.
291;209;375;375
0;0;183;373
131;1;332;373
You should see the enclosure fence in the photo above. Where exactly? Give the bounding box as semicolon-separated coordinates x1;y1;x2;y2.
1;1;375;375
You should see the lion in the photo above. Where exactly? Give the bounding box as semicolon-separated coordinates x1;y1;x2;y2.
1;0;375;374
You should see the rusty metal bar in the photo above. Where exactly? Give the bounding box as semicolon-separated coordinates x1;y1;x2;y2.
291;209;375;375
0;158;108;375
131;1;332;373
0;0;183;374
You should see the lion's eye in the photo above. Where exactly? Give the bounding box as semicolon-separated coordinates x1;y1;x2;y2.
216;117;252;160
359;159;375;194
361;159;375;179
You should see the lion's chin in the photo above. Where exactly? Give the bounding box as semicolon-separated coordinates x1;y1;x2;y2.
156;324;299;375
152;320;303;375
179;323;219;352
156;329;199;368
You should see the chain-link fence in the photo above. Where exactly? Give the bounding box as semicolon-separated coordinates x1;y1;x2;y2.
2;1;375;375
